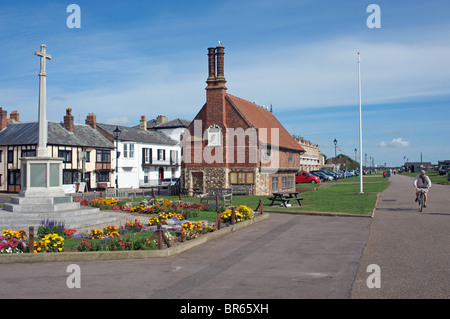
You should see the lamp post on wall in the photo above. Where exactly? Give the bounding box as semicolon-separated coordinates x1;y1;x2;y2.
113;126;121;194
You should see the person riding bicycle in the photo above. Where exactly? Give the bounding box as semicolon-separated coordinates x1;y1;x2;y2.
413;170;431;208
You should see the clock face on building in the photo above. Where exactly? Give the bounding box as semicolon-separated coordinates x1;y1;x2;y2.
207;125;222;147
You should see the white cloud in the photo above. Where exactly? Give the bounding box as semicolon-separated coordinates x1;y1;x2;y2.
227;33;450;110
105;117;131;126
378;138;410;148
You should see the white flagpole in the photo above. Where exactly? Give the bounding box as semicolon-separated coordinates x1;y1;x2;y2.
358;52;364;194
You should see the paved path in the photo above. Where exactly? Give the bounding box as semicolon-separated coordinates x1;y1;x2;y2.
351;174;450;298
0;213;370;299
1;174;448;299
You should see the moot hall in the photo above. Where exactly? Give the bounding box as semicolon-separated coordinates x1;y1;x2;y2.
180;44;305;195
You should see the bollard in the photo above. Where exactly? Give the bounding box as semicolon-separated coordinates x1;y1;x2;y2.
28;226;35;253
156;223;162;250
231;207;236;225
214;211;222;231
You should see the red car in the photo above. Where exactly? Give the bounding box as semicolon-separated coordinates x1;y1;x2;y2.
295;171;321;184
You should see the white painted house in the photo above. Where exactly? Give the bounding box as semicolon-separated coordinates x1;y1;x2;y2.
96;123;180;189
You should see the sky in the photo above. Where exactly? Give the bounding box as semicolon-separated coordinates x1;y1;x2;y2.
0;0;449;167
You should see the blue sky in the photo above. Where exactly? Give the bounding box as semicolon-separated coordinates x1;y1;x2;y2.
0;0;449;167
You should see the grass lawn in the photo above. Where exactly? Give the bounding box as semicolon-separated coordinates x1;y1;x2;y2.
400;171;449;185
331;175;389;183
167;180;390;216
266;182;390;215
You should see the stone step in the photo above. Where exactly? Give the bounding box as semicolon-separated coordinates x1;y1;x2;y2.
0;207;122;231
3;202;80;213
0;206;96;219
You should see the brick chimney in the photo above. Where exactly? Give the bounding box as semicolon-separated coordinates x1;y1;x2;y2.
156;115;168;124
85;113;97;129
205;43;227;126
215;45;226;82
207;47;216;84
140;115;147;130
64;108;74;132
0;108;7;131
10;110;19;122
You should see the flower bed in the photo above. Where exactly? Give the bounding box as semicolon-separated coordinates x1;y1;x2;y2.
1;230;28;254
75;197;210;216
1;198;258;255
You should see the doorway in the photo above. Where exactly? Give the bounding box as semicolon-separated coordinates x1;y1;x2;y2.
158;167;164;184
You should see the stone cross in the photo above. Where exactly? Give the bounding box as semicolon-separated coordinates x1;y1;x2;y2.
35;44;52;157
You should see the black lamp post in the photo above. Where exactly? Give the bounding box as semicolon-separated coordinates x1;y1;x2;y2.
113;126;121;191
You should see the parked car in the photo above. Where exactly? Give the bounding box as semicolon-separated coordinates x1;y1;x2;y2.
295;171;321;184
438;165;450;175
321;171;336;180
161;177;179;188
335;171;344;179
316;170;334;180
310;171;332;181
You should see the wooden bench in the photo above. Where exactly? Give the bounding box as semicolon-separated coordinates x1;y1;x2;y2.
200;188;232;206
231;184;253;195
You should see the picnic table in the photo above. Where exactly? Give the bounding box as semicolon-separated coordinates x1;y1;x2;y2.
268;191;303;207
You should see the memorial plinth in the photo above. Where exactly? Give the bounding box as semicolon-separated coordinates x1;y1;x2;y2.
0;44;121;230
3;157;77;213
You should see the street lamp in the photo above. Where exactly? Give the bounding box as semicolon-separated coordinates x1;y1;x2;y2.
333;139;337;163
354;148;357;162
113;126;121;193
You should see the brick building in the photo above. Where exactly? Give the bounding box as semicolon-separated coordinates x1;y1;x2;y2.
181;44;304;195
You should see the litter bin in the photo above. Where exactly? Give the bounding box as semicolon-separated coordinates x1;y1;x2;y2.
447;171;450;181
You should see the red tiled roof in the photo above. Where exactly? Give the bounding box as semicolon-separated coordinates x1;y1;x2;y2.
226;94;304;152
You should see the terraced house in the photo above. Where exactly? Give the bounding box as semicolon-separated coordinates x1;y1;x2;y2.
95;115;180;188
0;108;115;193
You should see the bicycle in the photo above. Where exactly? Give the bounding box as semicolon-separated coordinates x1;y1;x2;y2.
417;188;428;212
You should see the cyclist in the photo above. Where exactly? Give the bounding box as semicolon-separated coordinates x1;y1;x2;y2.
413;170;432;207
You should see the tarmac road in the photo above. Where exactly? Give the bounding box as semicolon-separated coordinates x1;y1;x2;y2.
351;174;450;298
